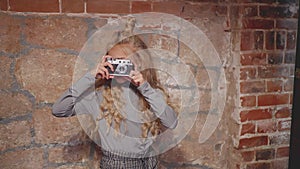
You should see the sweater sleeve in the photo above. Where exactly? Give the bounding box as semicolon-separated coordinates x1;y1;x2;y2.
137;82;178;129
52;72;96;117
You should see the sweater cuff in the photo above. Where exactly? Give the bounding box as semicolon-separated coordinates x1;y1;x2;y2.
137;82;153;95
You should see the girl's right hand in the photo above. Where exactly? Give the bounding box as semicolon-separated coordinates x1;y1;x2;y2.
91;55;114;80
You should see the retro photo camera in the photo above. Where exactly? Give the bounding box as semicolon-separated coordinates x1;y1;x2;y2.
106;58;134;76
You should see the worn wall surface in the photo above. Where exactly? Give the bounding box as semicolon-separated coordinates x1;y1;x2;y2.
0;0;298;169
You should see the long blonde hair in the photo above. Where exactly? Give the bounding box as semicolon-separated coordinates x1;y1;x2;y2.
96;17;169;138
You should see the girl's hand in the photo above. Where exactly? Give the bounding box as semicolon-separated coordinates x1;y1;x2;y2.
91;55;114;80
129;70;145;86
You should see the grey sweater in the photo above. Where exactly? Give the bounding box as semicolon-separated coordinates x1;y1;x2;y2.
52;72;178;157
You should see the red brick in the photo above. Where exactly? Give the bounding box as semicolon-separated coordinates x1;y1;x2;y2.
240;109;272;122
240;31;263;51
257;120;277;133
271;159;289;169
267;53;283;65
276;19;298;30
0;0;8;10
240;31;252;50
241;150;255;162
9;0;59;12
241;53;267;65
131;1;152;13
0;148;44;169
286;31;296;49
278;119;291;131
152;1;183;16
266;79;283;92
240;95;256;107
265;31;275;50
87;0;130;14
254;31;264;50
256;149;275;161
239;136;268;149
284;52;296;64
240;67;256;80
241;123;255;135
62;0;84;13
270;133;290;145
275;107;291;118
246;162;271;169
260;6;296;18
240;81;265;94
258;66;289;78
276;147;289;158
258;94;289;106
276;31;286;50
242;19;274;29
283;77;294;92
240;5;258;17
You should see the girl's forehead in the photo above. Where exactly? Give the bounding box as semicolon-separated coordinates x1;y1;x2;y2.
108;44;134;59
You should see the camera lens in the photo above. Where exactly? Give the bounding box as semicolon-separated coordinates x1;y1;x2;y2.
118;65;126;73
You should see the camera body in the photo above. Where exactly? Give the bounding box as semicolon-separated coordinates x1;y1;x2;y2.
106;58;134;76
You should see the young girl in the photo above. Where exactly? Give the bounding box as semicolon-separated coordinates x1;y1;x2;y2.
52;18;178;168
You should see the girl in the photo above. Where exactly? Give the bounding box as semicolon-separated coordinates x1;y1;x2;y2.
52;18;178;168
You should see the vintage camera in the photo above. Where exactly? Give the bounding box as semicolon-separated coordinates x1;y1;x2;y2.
106;58;134;76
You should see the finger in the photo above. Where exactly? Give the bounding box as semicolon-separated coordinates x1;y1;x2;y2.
129;70;139;78
96;70;105;79
99;67;110;79
129;71;135;78
131;75;142;84
101;55;112;63
99;62;113;74
131;71;143;82
133;73;145;86
103;62;114;72
130;78;139;86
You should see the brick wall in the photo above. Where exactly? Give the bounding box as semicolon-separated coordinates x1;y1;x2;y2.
232;0;298;169
0;0;298;169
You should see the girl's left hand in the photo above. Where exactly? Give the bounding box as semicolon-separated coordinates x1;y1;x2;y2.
129;70;145;86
